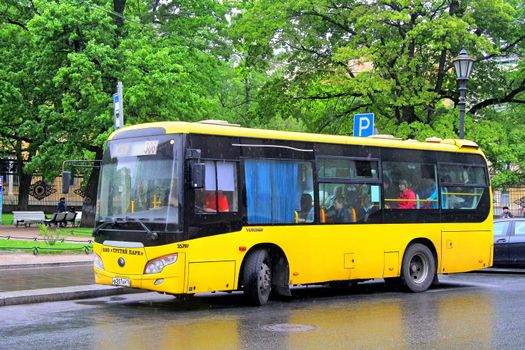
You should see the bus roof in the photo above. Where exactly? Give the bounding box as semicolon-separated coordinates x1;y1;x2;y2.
109;120;482;154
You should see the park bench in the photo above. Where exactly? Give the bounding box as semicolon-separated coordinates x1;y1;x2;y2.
74;212;82;227
44;212;67;227
64;211;77;227
12;211;47;227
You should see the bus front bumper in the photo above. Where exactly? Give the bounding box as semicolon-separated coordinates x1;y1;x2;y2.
94;267;186;294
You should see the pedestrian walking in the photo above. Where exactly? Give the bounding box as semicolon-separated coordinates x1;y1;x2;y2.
502;206;513;218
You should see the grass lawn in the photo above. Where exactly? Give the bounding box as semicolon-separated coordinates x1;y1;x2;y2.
0;239;92;254
56;227;94;237
2;213;13;225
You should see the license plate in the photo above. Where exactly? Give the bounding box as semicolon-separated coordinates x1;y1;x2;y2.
112;277;131;287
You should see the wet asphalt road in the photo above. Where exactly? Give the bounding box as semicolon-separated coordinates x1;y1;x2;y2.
0;265;94;291
2;272;525;349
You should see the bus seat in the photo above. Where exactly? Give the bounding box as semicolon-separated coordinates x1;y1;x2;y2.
320;208;326;223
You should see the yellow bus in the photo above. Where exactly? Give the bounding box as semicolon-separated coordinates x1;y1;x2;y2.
91;120;493;305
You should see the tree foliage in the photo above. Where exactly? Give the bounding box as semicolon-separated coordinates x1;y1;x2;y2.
231;0;525;186
0;0;243;217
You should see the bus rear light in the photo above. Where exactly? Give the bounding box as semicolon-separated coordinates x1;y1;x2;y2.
94;254;104;271
144;253;178;274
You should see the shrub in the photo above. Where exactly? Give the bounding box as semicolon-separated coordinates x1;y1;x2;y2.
37;224;66;246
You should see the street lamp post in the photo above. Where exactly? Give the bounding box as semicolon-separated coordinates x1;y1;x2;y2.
452;48;474;139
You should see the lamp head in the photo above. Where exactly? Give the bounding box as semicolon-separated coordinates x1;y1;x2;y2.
453;48;474;80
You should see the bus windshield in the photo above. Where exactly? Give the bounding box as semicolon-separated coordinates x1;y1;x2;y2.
96;135;183;231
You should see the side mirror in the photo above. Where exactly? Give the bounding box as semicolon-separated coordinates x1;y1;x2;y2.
62;171;71;194
191;163;205;189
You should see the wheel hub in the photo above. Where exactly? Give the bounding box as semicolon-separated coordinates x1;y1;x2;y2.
259;262;271;291
409;253;428;283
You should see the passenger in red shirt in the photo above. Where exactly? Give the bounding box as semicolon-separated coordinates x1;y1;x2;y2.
204;191;230;212
398;179;416;209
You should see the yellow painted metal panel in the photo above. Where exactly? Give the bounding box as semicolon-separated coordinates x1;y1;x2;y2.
188;261;236;293
383;251;399;278
94;242;187;293
344;253;355;269
100;245;148;275
441;230;492;273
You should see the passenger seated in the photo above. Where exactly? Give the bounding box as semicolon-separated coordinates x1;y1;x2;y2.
203;191;230;212
330;196;353;223
358;193;376;222
324;185;344;209
297;193;314;223
398;179;416;209
418;178;438;209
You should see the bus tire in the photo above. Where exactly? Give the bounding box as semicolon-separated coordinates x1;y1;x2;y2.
401;243;435;293
243;249;272;306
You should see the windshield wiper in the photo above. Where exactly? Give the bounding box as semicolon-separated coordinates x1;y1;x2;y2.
93;219;117;237
124;216;159;241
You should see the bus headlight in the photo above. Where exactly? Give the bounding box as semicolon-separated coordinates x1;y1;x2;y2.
94;253;104;271
144;254;178;274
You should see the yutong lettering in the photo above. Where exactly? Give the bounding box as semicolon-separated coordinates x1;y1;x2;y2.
102;247;144;256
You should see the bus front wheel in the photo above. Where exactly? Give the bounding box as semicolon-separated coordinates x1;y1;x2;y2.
401;243;435;293
243;249;272;306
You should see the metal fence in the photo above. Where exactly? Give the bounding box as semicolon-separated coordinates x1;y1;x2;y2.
493;186;525;218
2;175;85;208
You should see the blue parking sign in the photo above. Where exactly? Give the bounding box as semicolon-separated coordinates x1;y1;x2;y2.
353;113;375;137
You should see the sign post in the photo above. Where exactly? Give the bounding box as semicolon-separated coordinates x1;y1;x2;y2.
353;113;375;137
113;81;124;130
0;176;3;225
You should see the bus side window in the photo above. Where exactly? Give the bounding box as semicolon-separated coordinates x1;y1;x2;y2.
439;164;487;210
382;162;438;210
245;159;313;224
195;161;238;213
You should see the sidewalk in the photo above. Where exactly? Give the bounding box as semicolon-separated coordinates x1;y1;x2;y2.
0;225;138;306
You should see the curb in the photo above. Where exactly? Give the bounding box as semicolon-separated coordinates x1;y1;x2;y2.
0;284;143;306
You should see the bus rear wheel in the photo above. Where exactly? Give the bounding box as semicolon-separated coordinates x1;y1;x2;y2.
401;243;435;293
243;249;272;306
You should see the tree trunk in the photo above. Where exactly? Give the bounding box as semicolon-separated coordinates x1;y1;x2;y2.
17;171;32;211
402;105;416;124
80;148;103;227
15;140;31;211
113;0;127;27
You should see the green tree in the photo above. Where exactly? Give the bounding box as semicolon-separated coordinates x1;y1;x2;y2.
0;0;238;223
232;0;525;184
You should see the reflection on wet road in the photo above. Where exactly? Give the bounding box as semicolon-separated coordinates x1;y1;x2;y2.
3;272;525;349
